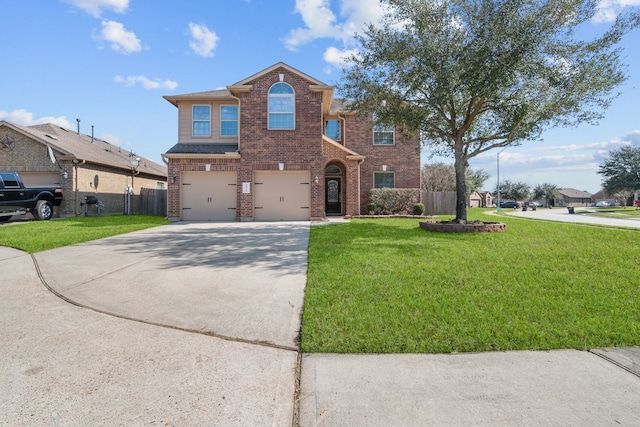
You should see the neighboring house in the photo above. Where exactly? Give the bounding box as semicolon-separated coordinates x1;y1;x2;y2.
162;62;420;221
557;188;592;207
591;189;619;206
0;120;167;217
469;191;493;208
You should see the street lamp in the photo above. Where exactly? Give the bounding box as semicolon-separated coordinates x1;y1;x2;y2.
496;146;508;211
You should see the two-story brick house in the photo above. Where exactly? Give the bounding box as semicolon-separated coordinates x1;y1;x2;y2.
162;62;420;221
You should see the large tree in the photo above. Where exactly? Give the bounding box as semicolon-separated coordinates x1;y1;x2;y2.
497;180;530;204
598;145;640;200
533;183;561;208
340;0;639;222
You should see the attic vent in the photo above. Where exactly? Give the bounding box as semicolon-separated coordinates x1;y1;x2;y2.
45;134;58;140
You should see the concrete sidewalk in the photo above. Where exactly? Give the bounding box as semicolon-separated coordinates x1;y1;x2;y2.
2;220;640;425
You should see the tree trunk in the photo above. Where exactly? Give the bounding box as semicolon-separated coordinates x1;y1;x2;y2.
454;142;468;222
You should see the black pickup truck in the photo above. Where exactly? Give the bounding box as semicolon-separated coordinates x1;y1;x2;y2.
0;171;64;222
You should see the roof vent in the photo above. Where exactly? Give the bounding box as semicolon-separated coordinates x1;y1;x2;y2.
45;134;58;140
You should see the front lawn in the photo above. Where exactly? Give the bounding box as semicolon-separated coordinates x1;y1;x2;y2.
0;215;169;253
301;210;640;354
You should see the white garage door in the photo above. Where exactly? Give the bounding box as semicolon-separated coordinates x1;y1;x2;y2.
254;171;310;221
182;171;237;221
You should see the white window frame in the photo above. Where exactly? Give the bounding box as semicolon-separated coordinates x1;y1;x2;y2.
373;114;395;145
220;105;238;137
373;171;395;189
268;82;295;130
192;105;211;137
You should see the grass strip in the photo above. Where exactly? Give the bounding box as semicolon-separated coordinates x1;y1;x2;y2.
0;215;169;253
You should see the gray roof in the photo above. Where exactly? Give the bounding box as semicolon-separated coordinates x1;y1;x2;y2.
329;98;353;115
559;188;593;199
4;121;166;177
165;143;239;155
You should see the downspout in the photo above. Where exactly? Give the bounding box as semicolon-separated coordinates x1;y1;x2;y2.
72;159;85;215
229;92;243;218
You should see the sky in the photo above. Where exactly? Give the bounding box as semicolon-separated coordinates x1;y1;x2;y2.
1;0;639;194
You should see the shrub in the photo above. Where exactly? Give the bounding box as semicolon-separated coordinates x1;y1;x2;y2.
370;188;420;215
413;203;425;215
366;203;377;215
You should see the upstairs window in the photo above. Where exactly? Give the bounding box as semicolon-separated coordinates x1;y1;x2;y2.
373;114;394;145
325;120;341;140
220;105;238;136
373;172;395;189
192;105;211;137
268;82;295;130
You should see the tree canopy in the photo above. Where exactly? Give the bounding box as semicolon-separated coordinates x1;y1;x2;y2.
340;0;639;221
598;145;640;195
497;180;530;203
421;162;489;194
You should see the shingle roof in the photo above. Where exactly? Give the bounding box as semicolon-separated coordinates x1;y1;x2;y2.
5;122;166;177
165;143;239;155
163;89;233;107
559;188;592;198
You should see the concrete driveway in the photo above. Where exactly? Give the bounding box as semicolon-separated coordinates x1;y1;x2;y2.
1;222;307;426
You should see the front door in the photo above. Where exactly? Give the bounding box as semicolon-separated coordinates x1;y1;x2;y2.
325;178;341;214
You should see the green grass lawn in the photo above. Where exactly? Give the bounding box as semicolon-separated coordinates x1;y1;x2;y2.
585;207;640;219
301;209;640;354
0;215;170;253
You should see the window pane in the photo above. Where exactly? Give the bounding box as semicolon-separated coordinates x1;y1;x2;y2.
221;121;238;136
269;96;294;113
269;82;294;94
193;121;210;136
269;114;294;129
374;131;394;145
221;105;238;120
325;120;340;140
374;172;395;189
193;105;210;120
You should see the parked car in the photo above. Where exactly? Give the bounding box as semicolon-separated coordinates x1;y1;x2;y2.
595;201;610;207
0;171;64;222
528;202;539;208
499;201;518;209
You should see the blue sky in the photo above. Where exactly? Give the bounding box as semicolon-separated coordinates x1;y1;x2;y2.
1;0;638;194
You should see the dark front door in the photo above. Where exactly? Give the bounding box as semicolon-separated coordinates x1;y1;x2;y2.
325;178;341;214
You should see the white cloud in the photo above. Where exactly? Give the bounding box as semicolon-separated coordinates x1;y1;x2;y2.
114;75;178;90
63;0;129;18
188;23;219;58
285;0;385;51
323;46;360;66
0;109;72;128
94;20;141;54
594;0;640;23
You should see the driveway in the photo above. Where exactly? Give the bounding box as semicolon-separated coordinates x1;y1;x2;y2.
0;222;308;426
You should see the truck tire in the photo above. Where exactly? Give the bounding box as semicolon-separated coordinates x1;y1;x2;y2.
33;200;53;221
0;216;10;223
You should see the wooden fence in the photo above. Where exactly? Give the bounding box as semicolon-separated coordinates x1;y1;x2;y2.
140;188;167;216
421;191;456;215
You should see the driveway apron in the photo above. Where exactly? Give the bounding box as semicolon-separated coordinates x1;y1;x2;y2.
32;221;309;349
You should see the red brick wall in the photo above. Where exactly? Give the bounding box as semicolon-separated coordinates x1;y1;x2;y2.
343;114;421;213
234;66;324;220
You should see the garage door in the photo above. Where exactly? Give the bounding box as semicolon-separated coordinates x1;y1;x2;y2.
254;171;310;221
182;171;237;221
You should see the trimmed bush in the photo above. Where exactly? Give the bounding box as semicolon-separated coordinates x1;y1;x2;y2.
370;188;420;215
413;203;425;215
366;203;377;215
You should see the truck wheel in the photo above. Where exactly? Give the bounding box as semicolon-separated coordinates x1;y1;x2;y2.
0;216;10;223
34;200;53;220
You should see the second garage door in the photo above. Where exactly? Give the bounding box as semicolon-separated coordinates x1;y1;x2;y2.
254;171;310;221
182;171;237;221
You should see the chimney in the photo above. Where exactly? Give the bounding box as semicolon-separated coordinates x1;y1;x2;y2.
76;118;81;135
